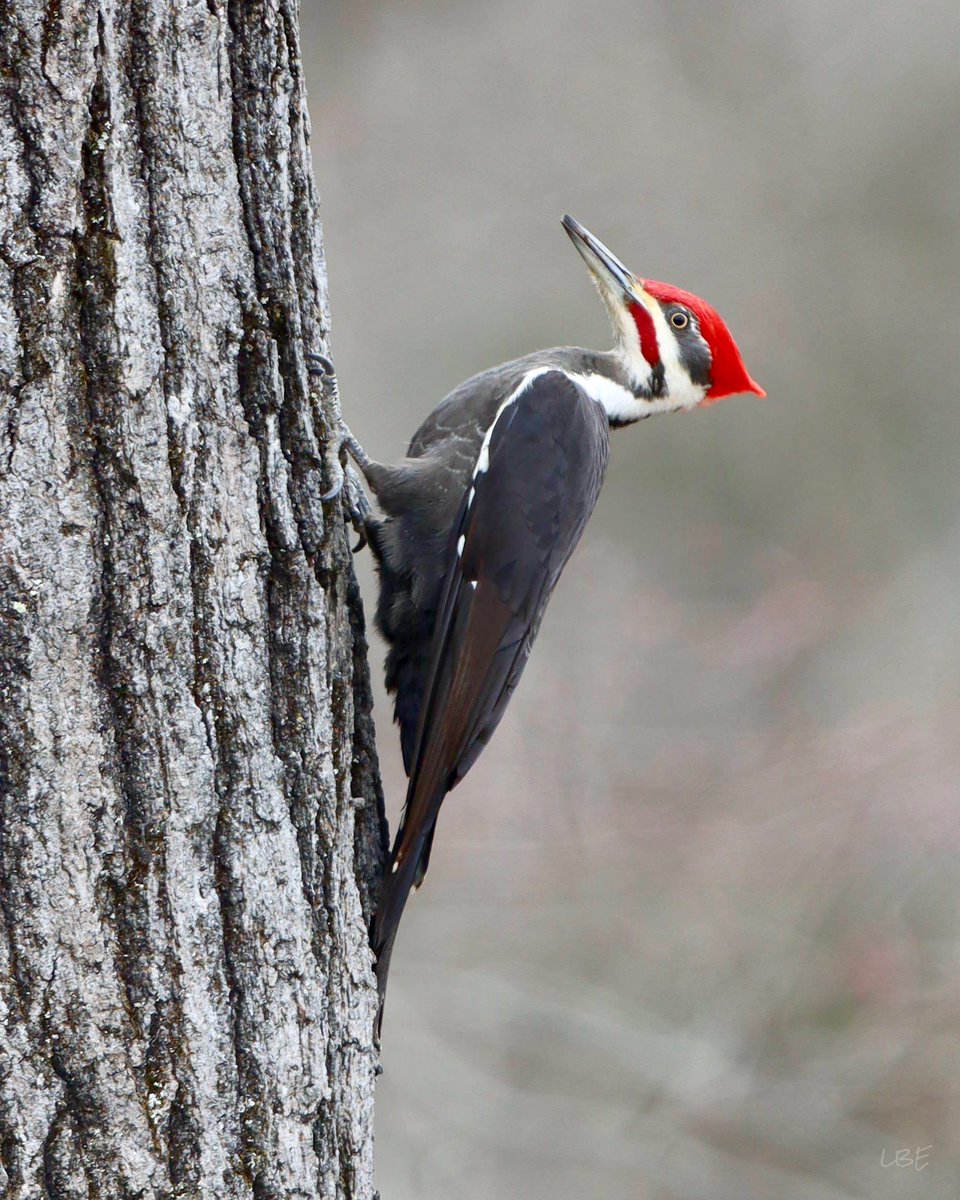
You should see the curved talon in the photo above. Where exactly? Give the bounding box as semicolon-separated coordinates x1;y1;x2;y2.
321;434;347;502
307;351;337;381
342;465;372;552
321;456;371;555
321;471;345;503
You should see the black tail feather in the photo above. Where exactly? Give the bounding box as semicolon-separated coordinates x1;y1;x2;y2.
370;843;424;1040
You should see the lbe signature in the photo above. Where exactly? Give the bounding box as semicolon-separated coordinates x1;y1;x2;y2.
881;1145;932;1171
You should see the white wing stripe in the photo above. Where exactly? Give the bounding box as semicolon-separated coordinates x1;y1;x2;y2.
471;368;551;481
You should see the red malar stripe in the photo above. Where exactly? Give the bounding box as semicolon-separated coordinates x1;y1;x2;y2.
629;301;660;367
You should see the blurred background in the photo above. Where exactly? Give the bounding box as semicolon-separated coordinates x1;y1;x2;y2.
301;2;960;1196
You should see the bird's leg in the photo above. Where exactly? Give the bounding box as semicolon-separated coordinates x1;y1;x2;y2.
307;351;373;551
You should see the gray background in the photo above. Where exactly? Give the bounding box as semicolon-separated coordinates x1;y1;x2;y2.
302;2;960;1196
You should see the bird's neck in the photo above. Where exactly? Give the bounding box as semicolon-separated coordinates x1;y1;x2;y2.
561;349;676;427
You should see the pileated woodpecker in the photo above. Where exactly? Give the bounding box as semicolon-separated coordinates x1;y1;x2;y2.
318;216;764;1036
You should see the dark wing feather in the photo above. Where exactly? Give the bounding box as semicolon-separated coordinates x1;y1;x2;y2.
371;371;609;1033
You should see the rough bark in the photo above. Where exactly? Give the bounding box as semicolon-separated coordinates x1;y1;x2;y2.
0;1;386;1196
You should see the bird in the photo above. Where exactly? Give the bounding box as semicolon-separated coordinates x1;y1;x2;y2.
316;216;764;1037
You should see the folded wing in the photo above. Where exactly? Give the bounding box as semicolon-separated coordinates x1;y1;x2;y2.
371;369;610;1032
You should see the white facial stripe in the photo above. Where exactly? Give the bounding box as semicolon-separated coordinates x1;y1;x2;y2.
593;270;708;408
645;299;703;410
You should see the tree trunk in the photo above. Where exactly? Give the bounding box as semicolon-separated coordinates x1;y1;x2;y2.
0;2;386;1196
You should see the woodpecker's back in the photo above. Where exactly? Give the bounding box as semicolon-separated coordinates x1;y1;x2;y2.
367;348;627;774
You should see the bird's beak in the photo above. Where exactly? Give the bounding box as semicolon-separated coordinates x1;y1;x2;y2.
562;214;652;309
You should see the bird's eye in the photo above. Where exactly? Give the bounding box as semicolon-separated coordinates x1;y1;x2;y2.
670;310;689;330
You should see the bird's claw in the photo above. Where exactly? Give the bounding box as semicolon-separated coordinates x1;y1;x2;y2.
307;351;337;383
321;467;346;504
321;438;371;552
309;351;372;552
343;465;371;552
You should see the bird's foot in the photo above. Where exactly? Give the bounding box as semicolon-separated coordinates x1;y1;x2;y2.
308;351;372;482
341;464;372;552
308;351;372;552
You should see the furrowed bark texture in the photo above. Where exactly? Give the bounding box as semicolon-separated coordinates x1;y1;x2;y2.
0;2;387;1196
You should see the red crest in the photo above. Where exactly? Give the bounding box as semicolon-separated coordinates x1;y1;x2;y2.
642;280;765;403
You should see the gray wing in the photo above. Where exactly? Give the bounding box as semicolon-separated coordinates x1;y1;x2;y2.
372;370;609;1029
